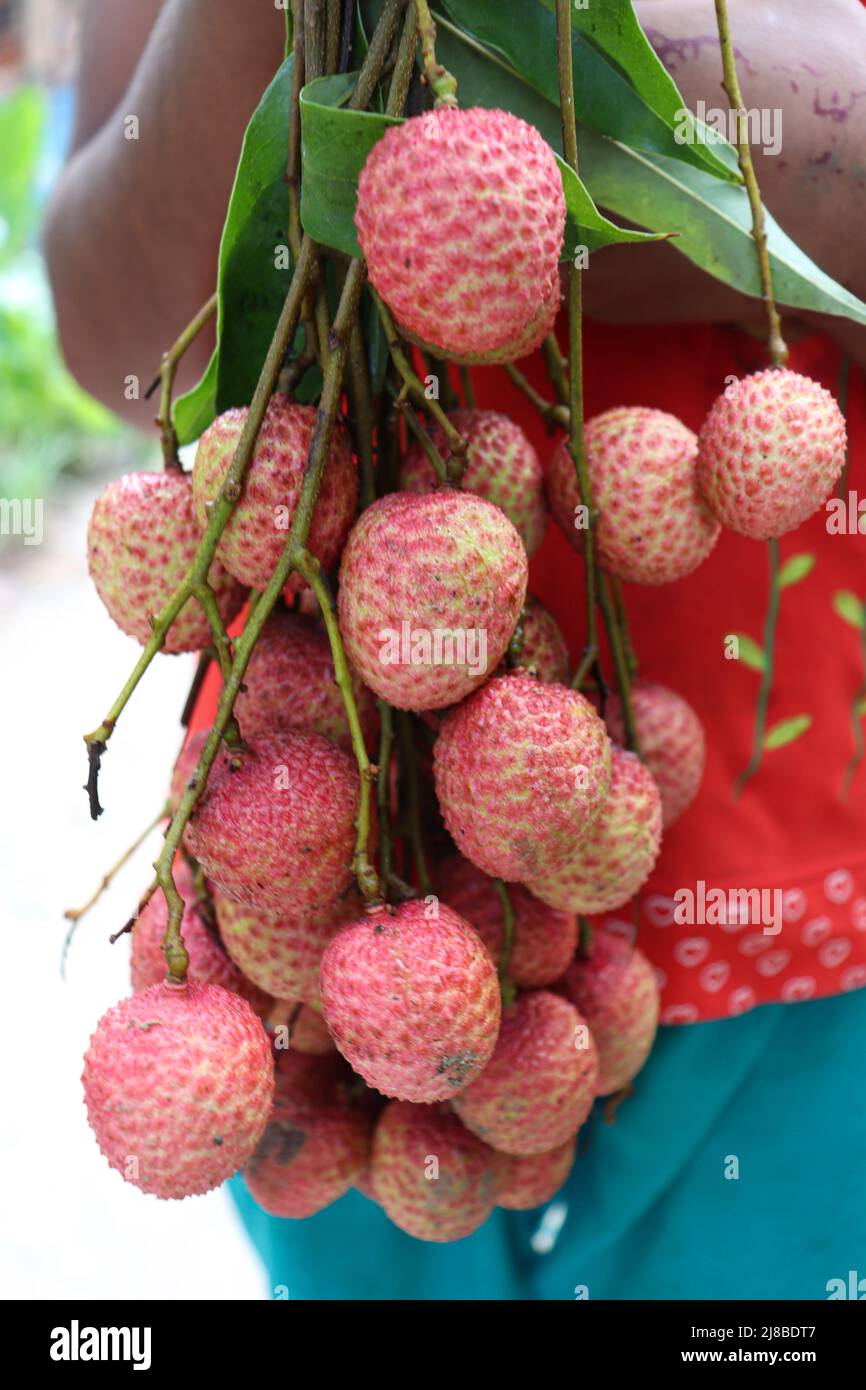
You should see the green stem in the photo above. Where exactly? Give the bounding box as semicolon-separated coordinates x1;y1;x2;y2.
388;384;448;482
376;701;395;887
578;916;593;958
613;575;639;679
599;572;639;754
397;712;432;896
458;364;475;409
492;878;516;1005
415;0;458;106
153;292;217;467
735;538;780;796
503;361;569;431
348;318;377;508
542;334;569;407
287;1;305;261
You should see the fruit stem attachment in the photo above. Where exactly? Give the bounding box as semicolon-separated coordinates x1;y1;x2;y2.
503;362;569;432
150;292;217;468
416;0;458;107
492;878;516;1006
598;572;639;753
713;0;787;368
735;537;780;796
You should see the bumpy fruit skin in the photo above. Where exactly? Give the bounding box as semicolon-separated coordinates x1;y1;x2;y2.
513;595;570;683
186;732;361;914
130;861;270;1014
398;410;548;556
438;855;577;989
371;1101;498;1242
320;901;501;1103
605;680;705;827
337;491;527;710
82;981;274;1199
355;107;565;364
547;407;720;584
214;888;360;1003
234;609;378;752
87;471;245;652
244;1053;371;1219
453;991;598;1156
494;1137;576;1211
527;747;663;915
192;397;357;593
434;672;612;881
561;928;660;1095
697;369;847;539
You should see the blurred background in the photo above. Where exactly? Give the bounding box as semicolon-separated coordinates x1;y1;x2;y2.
0;0;265;1298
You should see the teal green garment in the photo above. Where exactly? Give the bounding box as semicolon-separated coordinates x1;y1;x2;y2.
230;988;866;1300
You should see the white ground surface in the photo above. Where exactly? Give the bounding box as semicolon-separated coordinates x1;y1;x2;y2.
0;475;268;1300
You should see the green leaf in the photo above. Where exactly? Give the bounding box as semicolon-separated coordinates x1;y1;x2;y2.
777;553;816;589
173;347;219;445
763;715;812;751
733;634;766;672
833;591;866;629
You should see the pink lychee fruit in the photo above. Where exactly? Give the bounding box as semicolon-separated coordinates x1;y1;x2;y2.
214;887;360;1003
355;107;565;364
526;746;663;915
337;490;527;710
561;927;660;1095
434;671;611;881
233;608;378;751
81;981;274;1199
398;409;548;555
371;1101;498;1242
547;407;720;584
438;855;577;989
453;990;599;1156
87;471;245;652
494;1137;577;1211
186;732;363;915
319;900;501;1103
244;1052;372;1219
697;369;847;539
512;594;570;683
605;679;705;827
191;396;357;594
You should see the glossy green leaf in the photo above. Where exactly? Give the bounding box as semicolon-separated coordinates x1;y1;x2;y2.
833;591;866;629
763;715;812;751
733;634;766;672
777;553;816;589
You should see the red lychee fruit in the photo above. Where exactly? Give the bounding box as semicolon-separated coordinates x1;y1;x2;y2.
526;746;662;915
130;861;270;1014
191;396;357;594
319;900;501;1103
233;608;378;752
512;595;570;683
605;679;705;827
214;887;360;1003
337;490;527;711
438;855;577;989
398;410;548;555
356;107;565;364
371;1101;498;1242
561;927;660;1095
87;471;245;652
547;407;720;584
186;732;362;915
434;672;611;881
244;1052;371;1219
697;369;847;539
494;1137;576;1211
453;990;598;1156
81;981;274;1199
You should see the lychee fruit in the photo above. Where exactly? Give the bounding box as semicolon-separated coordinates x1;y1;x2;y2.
526;746;662;915
355;107;565;363
214;887;360;1003
244;1052;371;1219
371;1101;498;1242
697;369;846;539
191;396;357;594
547;407;720;584
438;855;577;989
233;608;378;752
130;861;270;1013
453;990;598;1156
561;927;660;1095
494;1137;576;1211
186;732;362;915
605;680;705;827
87;471;245;652
433;672;611;881
319;900;501;1103
512;595;570;683
81;981;274;1199
337;490;527;710
398;410;548;555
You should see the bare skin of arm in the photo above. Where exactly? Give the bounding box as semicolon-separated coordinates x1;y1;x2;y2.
44;0;866;428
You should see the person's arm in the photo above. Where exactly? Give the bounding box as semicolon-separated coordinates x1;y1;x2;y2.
43;0;285;425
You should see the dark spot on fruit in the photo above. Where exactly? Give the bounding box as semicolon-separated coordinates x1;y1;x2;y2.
213;1135;223;1147
256;1120;307;1166
437;1050;478;1087
374;924;384;933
